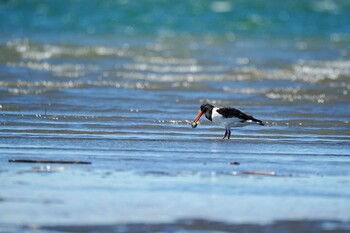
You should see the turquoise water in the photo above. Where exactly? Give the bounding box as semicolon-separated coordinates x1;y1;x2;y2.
2;0;350;37
1;0;350;232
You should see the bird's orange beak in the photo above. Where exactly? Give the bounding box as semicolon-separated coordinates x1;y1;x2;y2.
193;111;204;123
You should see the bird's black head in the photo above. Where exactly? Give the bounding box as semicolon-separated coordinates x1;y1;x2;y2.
200;103;214;113
193;103;214;123
200;103;214;121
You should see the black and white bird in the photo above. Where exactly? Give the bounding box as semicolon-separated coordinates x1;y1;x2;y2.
191;103;264;139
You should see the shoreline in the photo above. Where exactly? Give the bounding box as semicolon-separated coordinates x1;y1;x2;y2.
13;219;350;233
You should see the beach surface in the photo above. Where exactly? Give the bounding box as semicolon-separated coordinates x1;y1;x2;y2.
1;0;350;232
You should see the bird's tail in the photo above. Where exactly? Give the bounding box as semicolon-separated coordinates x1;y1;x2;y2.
257;120;264;126
253;118;264;126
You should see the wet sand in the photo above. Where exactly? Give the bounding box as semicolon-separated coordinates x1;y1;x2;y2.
1;141;350;232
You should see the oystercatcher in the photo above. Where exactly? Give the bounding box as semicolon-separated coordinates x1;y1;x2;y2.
191;103;264;139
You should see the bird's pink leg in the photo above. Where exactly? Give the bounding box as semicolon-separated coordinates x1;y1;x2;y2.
222;128;228;139
227;128;231;139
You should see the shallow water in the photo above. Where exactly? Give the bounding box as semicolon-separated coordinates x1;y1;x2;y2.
1;0;350;232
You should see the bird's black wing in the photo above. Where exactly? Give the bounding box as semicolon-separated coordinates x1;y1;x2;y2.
217;107;264;125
